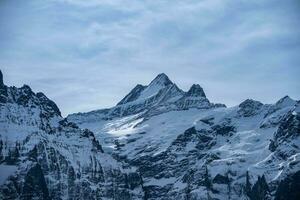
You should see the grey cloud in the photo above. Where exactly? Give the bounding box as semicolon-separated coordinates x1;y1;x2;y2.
0;0;299;116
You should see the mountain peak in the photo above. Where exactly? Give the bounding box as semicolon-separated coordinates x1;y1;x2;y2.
238;99;263;117
186;84;206;98
276;95;296;107
149;73;173;87
116;84;146;105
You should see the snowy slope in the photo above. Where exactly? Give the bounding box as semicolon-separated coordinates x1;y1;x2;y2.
70;98;300;199
68;74;300;200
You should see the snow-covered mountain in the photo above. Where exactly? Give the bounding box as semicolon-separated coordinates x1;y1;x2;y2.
1;71;299;200
67;73;225;123
68;74;300;200
0;70;144;199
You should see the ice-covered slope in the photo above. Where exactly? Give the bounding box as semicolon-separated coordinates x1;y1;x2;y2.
67;74;300;200
0;71;144;199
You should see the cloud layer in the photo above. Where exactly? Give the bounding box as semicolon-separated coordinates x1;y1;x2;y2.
1;0;299;116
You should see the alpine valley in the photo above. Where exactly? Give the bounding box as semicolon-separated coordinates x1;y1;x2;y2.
0;71;299;200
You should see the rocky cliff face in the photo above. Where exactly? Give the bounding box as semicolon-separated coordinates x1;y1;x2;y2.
1;72;299;200
0;71;144;200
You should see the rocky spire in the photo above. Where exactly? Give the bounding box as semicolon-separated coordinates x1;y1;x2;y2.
148;73;173;87
186;84;206;98
117;84;146;105
276;95;296;107
0;70;8;103
0;70;4;88
238;99;263;117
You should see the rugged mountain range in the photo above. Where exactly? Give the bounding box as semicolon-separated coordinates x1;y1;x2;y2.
1;71;299;200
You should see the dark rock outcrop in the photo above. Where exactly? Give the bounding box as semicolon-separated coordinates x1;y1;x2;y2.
238;99;264;117
185;84;206;98
246;175;270;200
21;164;50;200
117;84;146;105
275;171;300;200
269;111;300;152
0;70;4;89
213;174;230;184
0;70;8;103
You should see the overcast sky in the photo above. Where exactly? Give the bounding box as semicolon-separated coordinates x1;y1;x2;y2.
1;0;299;116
